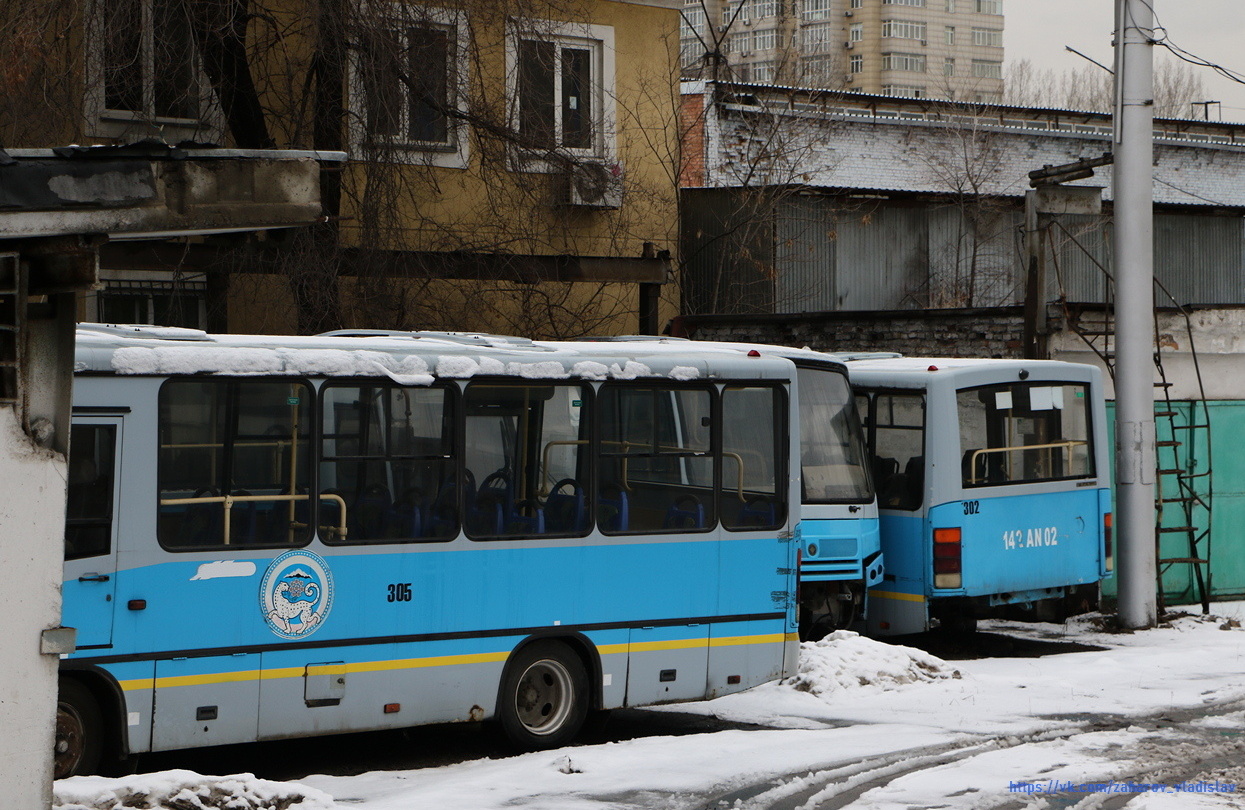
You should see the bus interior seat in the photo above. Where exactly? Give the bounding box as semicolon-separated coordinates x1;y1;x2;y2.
599;486;630;531
872;456;899;487
663;495;705;529
545;479;586;533
738;495;776;526
390;487;425;539
352;484;392;540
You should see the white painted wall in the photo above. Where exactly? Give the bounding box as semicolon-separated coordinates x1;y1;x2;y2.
0;405;68;808
1051;309;1245;401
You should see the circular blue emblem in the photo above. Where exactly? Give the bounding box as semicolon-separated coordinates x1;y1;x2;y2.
259;550;334;639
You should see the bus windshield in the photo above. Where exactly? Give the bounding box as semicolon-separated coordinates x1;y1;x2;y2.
797;366;872;503
958;381;1094;487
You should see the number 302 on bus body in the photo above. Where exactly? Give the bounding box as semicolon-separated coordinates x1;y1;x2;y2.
1002;527;1059;550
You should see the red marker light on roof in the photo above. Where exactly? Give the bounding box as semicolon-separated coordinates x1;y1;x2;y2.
928;365;939;371
748;350;761;357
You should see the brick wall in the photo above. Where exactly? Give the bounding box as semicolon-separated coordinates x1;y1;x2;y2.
676;306;1050;359
679;92;707;188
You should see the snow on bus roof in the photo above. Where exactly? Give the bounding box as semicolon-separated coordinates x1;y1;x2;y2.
74;325;796;382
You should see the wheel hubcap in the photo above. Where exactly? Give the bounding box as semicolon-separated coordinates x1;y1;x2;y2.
514;658;573;736
54;701;84;779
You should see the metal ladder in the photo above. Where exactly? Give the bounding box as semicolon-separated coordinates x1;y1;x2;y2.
1048;223;1212;614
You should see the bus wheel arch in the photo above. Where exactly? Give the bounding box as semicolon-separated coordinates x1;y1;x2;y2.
496;637;593;750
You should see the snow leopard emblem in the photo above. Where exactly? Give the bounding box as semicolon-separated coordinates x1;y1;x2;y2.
260;550;334;639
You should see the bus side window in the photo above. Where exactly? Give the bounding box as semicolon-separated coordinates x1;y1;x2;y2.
159;379;314;549
320;383;455;545
598;385;715;534
721;385;785;530
66;424;116;560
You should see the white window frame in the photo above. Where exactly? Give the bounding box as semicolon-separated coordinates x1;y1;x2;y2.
804;23;834;52
803;0;833;22
971;27;1003;47
971;59;1002;79
944;26;955;45
85;0;224;142
753;28;778;51
751;61;776;82
506;19;616;172
882;52;926;72
882;20;927;40
347;5;470;169
882;85;926;98
849;54;864;73
882;0;926;7
849;23;864;42
975;0;1002;13
851;0;864;7
944;57;955;76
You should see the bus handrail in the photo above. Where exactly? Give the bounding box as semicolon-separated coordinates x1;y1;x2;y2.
159;492;348;544
967;440;1087;484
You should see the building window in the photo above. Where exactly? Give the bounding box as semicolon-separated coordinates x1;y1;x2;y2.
944;57;955;76
753;0;778;19
850;54;864;73
803;0;833;22
882;20;927;40
882;85;926;97
510;21;615;160
350;7;469;168
945;0;955;11
753;28;778;51
849;23;864;42
882;0;926;6
975;0;1001;13
882;52;926;72
94;278;206;329
971;27;1003;47
724;0;747;25
851;0;863;7
945;26;955;45
751;61;776;82
971;59;1002;78
88;0;221;138
803;23;834;52
731;31;753;53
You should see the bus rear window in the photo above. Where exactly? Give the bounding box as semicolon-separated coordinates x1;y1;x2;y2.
958;382;1094;487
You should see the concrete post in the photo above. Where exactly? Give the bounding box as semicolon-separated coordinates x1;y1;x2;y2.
1112;0;1158;629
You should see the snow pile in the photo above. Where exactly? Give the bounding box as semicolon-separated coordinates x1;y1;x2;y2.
786;630;961;697
54;770;334;810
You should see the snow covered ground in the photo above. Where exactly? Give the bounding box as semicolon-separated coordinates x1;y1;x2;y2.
54;604;1245;810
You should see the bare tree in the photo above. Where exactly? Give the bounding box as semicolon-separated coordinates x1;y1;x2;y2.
1005;57;1208;119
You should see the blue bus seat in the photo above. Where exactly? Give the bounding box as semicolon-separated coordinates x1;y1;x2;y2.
663;495;705;529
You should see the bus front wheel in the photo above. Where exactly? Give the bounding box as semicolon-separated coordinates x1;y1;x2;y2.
55;679;103;779
498;641;588;750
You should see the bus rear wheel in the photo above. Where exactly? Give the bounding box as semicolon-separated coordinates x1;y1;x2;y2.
499;641;588;750
55;679;103;779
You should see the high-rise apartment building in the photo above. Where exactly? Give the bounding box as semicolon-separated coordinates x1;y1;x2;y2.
680;0;1004;102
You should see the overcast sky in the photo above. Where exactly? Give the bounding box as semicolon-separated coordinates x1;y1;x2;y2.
1003;1;1245;121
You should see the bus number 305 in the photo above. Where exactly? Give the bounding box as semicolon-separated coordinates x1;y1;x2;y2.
387;583;413;602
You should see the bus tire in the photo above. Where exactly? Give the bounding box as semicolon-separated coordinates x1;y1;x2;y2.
498;641;588;751
55;679;103;779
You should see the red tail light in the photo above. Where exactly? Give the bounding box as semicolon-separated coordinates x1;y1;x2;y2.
1104;512;1114;572
933;527;962;589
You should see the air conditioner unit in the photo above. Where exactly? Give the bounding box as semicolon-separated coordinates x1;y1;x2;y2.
920;39;927;46
554;162;624;210
845;73;855;82
845;41;854;48
844;9;853;15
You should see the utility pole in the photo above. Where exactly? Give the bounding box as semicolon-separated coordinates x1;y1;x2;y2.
1112;0;1157;629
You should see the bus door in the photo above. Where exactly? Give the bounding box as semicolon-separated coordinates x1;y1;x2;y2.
63;417;123;650
861;390;930;636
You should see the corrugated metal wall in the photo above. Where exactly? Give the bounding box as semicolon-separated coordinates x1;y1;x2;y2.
682;191;1245;314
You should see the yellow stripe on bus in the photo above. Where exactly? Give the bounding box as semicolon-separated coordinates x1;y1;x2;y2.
117;631;792;691
870;590;926;603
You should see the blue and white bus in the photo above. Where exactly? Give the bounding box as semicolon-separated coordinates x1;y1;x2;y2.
545;338;881;640
57;325;807;777
841;357;1112;635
